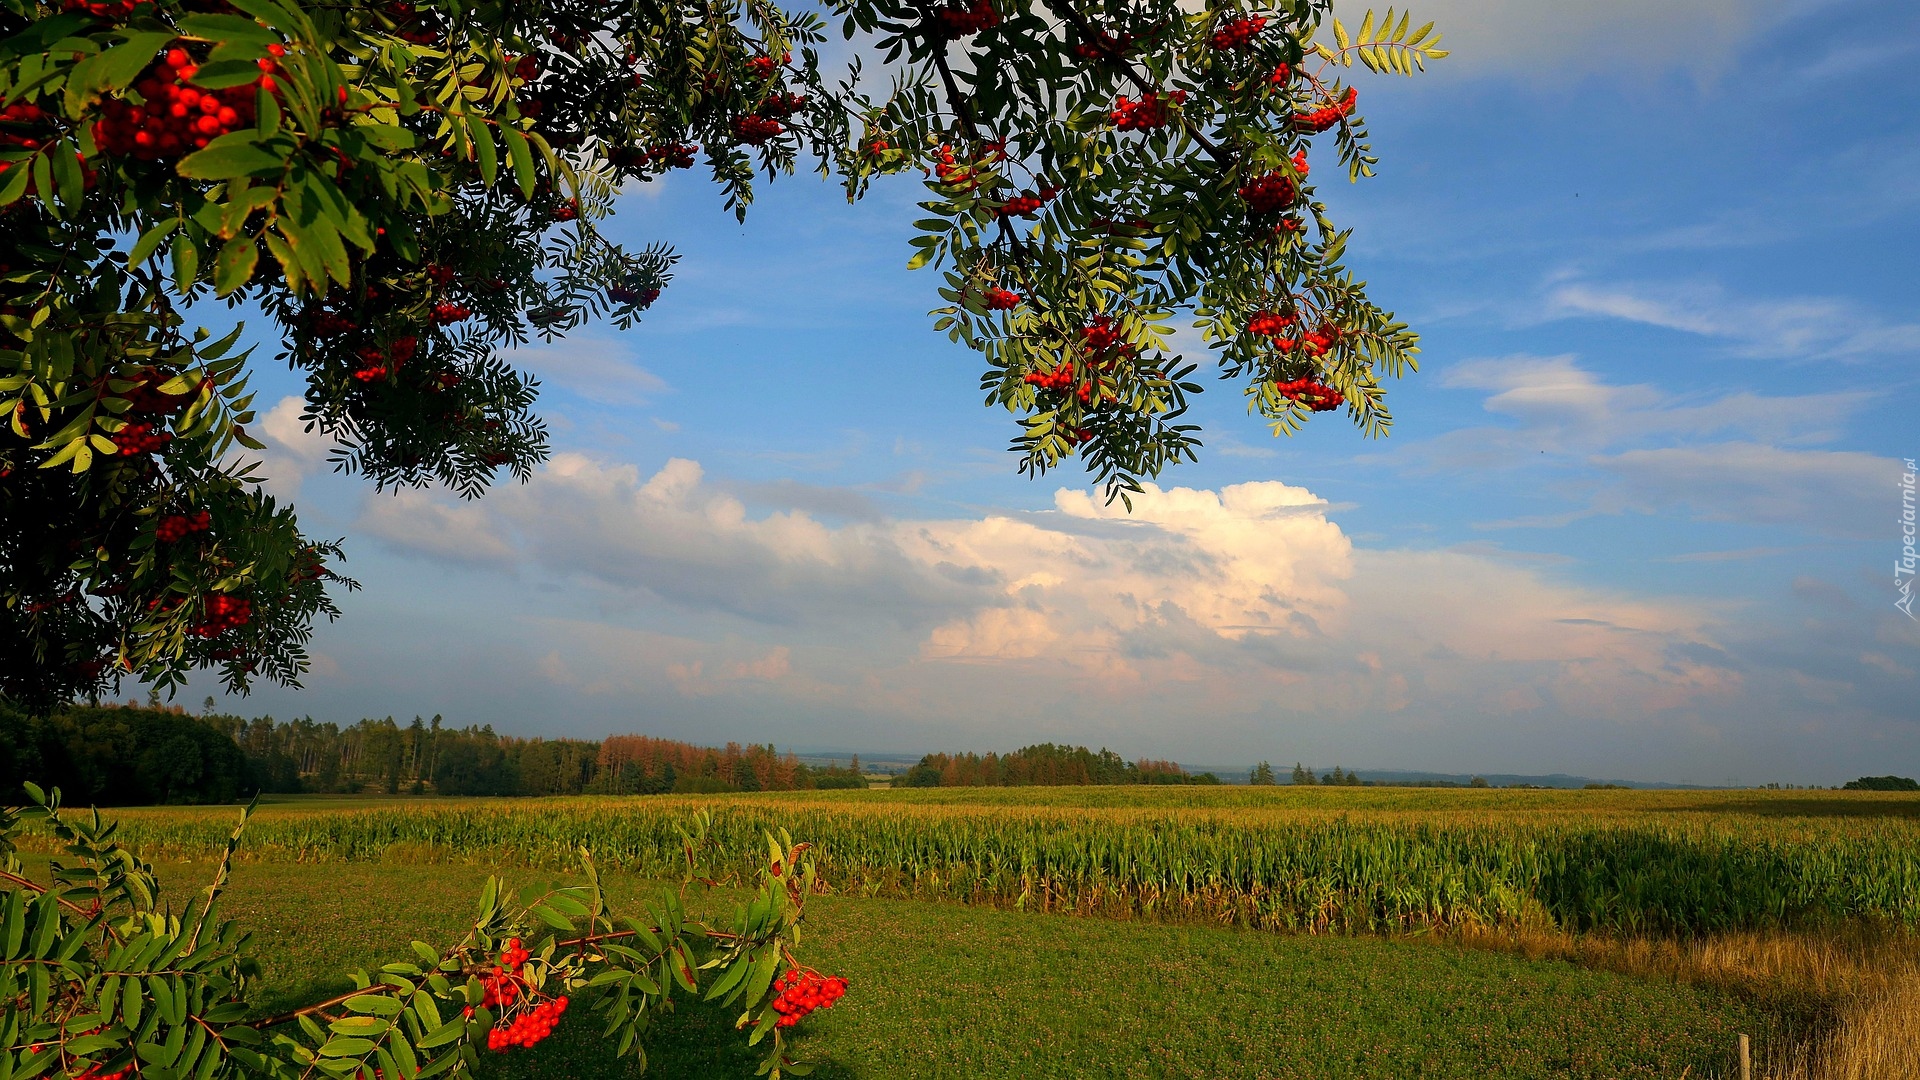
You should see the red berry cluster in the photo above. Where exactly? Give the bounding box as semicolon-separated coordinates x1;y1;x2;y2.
1110;91;1185;132
155;510;212;543
112;421;172;455
1269;63;1292;85
931;0;1000;37
1238;153;1309;215
512;55;540;82
551;200;580;221
1292;86;1358;133
1080;317;1125;356
931;145;971;186
1247;310;1296;336
431;303;472;324
121;367;200;414
745;55;779;79
62;0;142;18
1024;366;1074;393
1078;316;1138;364
94;47;279;160
191;594;252;637
1273;323;1339;357
733;115;784;145
1074;29;1135;59
757;92;807;120
1209;16;1266;50
983;288;1020;310
487;997;567;1051
424;264;456;286
639;142;698;169
312;312;358;337
995;186;1060;218
1274;377;1344;411
608;284;661;306
352;335;418;382
1237;172;1296;215
383;2;440;44
481;938;531;1008
0;101;48;152
770;969;847;1029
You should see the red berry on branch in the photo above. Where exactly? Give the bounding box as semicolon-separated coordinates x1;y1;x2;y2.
1236;169;1299;215
1109;90;1185;132
1291;86;1358;133
732;115;784;145
930;0;999;38
1209;16;1266;50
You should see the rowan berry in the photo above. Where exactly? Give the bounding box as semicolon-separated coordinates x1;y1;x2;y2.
1078;315;1132;359
645;142;698;169
155;510;212;543
732;115;784;145
190;593;253;636
312;312;358;337
608;284;661;307
431;303;473;324
1209;16;1265;50
1272;376;1344;411
94;46;271;160
1237;155;1308;216
1247;310;1295;336
1291;86;1358;133
994;186;1059;218
61;0;140;18
1110;91;1185;132
112;421;172;455
983;288;1020;310
1074;29;1135;59
757;92;806;120
930;0;999;37
769;970;846;1028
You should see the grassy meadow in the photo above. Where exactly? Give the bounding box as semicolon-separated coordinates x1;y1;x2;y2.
18;786;1920;1078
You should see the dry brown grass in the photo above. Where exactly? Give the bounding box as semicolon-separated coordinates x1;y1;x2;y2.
1444;922;1920;1079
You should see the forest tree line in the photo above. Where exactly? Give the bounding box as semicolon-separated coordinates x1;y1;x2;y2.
1;703;1222;804
896;745;1220;788
0;702;868;804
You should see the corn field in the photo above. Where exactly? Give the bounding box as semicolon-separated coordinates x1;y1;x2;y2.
29;788;1920;938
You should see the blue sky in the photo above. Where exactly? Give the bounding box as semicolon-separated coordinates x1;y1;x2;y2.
200;0;1918;785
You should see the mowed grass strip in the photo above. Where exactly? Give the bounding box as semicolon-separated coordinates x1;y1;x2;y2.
64;788;1920;938
158;858;1771;1079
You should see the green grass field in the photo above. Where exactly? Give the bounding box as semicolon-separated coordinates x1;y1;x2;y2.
132;856;1772;1079
20;787;1913;1077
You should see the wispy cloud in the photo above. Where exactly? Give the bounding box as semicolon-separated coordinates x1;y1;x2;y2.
1544;282;1920;361
508;333;669;407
